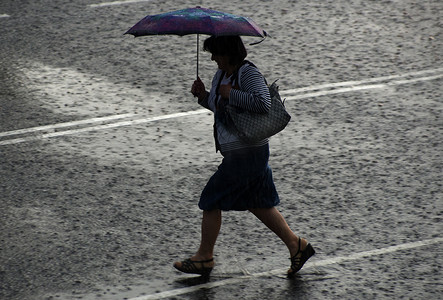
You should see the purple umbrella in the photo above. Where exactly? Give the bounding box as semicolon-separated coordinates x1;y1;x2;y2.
125;6;268;77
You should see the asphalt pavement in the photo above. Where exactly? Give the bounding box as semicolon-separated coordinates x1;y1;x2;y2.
0;0;442;299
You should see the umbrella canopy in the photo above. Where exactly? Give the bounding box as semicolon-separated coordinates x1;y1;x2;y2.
125;6;267;38
125;7;268;78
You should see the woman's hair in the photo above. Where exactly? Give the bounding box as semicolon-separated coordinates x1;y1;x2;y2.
203;35;247;65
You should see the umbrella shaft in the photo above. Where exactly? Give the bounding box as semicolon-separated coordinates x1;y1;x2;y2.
196;34;199;79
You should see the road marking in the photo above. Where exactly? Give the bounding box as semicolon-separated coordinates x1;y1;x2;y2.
285;83;388;101
88;0;154;7
129;237;443;300
388;73;443;86
284;73;443;101
279;67;443;95
0;110;207;146
0;14;10;18
1;69;442;146
0;113;135;138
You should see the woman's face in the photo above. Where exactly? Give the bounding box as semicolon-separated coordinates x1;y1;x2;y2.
211;54;231;71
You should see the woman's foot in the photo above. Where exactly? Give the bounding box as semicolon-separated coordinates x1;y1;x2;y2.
287;238;315;277
173;257;215;276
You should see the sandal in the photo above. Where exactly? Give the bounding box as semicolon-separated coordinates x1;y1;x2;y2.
287;238;315;277
173;258;214;276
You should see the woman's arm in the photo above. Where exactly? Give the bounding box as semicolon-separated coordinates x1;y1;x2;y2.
229;65;271;113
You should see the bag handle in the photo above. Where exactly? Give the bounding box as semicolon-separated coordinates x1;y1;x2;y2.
231;60;267;88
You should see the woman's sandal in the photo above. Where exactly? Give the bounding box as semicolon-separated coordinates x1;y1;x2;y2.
287;238;315;278
173;258;214;276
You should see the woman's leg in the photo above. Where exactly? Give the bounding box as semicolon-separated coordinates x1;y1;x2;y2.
193;209;222;261
249;207;308;257
173;210;220;274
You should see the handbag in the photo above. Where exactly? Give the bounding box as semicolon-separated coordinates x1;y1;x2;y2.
225;77;291;144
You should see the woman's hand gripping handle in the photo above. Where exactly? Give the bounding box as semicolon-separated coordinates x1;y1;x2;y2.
191;77;208;102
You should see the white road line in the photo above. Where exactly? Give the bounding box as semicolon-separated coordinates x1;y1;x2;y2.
0;110;207;146
88;0;154;8
0;14;10;18
285;83;388;101
284;73;443;101
1;70;442;146
129;237;443;300
279;67;443;95
0;113;135;138
389;73;443;86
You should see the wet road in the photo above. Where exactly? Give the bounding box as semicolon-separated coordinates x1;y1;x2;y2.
1;0;442;299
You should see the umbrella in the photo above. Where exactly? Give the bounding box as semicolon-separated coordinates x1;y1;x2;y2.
125;6;268;78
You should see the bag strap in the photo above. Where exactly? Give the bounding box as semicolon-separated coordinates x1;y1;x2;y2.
231;60;250;87
231;60;267;88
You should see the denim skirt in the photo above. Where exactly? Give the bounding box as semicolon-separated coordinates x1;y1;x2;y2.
199;144;280;211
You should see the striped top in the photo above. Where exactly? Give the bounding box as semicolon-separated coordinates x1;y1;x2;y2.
199;62;271;152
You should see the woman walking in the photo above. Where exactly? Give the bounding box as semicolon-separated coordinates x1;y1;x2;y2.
173;35;314;277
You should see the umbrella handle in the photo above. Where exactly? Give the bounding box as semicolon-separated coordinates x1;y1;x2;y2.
196;34;199;79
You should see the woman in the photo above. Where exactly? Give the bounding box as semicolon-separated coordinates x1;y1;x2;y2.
173;36;314;278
